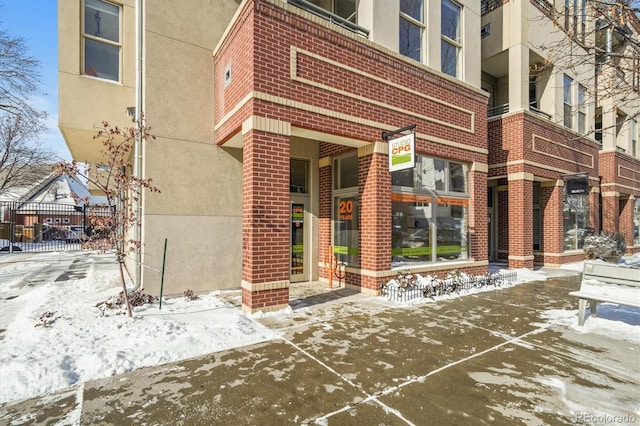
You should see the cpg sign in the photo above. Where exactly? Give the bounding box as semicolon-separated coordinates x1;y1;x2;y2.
388;133;415;172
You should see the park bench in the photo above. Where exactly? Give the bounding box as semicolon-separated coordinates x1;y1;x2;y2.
569;262;640;326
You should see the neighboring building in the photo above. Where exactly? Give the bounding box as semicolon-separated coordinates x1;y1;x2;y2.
481;0;640;268
0;171;105;246
58;0;638;313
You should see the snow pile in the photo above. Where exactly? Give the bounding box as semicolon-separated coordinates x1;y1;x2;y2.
0;260;279;405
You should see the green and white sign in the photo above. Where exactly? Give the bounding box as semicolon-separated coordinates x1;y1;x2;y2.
388;133;415;172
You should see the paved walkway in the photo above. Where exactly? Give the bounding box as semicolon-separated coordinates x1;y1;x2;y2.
0;257;638;425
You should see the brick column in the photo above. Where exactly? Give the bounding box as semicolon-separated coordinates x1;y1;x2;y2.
589;187;601;233
241;127;290;313
602;192;620;234
620;196;633;250
508;173;534;268
541;180;564;255
469;164;488;263
318;157;332;282
358;143;391;294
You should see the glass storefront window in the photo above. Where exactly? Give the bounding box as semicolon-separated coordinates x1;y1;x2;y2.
563;193;589;250
334;154;358;190
391;154;470;267
334;195;359;266
333;153;359;267
392;197;433;265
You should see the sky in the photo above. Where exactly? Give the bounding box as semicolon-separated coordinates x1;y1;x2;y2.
0;249;638;413
1;0;72;161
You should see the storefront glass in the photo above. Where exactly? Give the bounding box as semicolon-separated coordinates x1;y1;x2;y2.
563;193;590;250
333;153;359;267
391;155;469;267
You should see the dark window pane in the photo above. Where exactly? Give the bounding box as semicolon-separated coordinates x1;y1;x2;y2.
400;18;421;61
400;0;423;21
85;38;119;81
441;0;460;42
85;0;119;43
441;40;458;77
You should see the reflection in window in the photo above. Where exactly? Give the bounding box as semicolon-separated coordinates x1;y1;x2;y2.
84;0;120;81
392;155;465;194
391;154;470;266
290;159;308;193
334;195;360;267
391;196;469;265
400;0;424;62
307;0;357;22
564;74;573;128
563;193;589;250
334;154;358;189
441;0;461;78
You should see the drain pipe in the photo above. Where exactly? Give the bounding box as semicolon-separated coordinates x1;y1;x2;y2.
133;0;143;290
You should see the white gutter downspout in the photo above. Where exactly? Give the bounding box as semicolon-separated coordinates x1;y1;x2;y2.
133;0;143;290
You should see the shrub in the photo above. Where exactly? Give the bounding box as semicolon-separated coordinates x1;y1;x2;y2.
583;232;626;263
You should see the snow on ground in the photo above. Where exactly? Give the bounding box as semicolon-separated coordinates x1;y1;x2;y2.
0;254;280;405
0;252;638;406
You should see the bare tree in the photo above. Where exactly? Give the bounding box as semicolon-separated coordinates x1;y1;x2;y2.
0;114;57;192
530;0;640;136
54;118;159;317
0;19;52;193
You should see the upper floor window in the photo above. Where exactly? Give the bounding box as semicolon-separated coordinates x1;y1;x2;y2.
306;0;357;22
563;75;573;129
400;0;424;62
441;0;462;78
83;0;120;82
632;119;638;158
578;84;587;134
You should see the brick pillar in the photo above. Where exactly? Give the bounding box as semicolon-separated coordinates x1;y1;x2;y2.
497;185;509;262
620;196;633;250
358;143;391;294
508;173;534;268
241;129;290;313
541;180;564;255
602;192;620;234
589;187;601;233
469;166;488;263
319;157;332;282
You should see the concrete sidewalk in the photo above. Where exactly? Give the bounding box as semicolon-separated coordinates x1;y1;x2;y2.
1;270;639;425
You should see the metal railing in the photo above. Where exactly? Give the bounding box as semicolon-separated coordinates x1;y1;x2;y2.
287;0;369;38
0;200;111;254
381;271;519;303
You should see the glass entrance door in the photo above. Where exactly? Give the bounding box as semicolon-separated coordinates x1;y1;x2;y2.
291;199;307;282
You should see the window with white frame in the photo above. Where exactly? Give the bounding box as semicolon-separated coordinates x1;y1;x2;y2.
399;0;424;62
564;75;573;129
578;84;587;134
632;119;637;157
441;0;461;78
391;155;470;266
83;0;120;81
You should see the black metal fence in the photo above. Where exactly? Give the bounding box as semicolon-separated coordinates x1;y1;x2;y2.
381;271;519;303
0;200;111;254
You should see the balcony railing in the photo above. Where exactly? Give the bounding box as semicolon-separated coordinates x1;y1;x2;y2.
531;0;554;16
487;103;553;120
288;0;369;38
488;104;509;117
482;0;554;16
481;0;504;15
